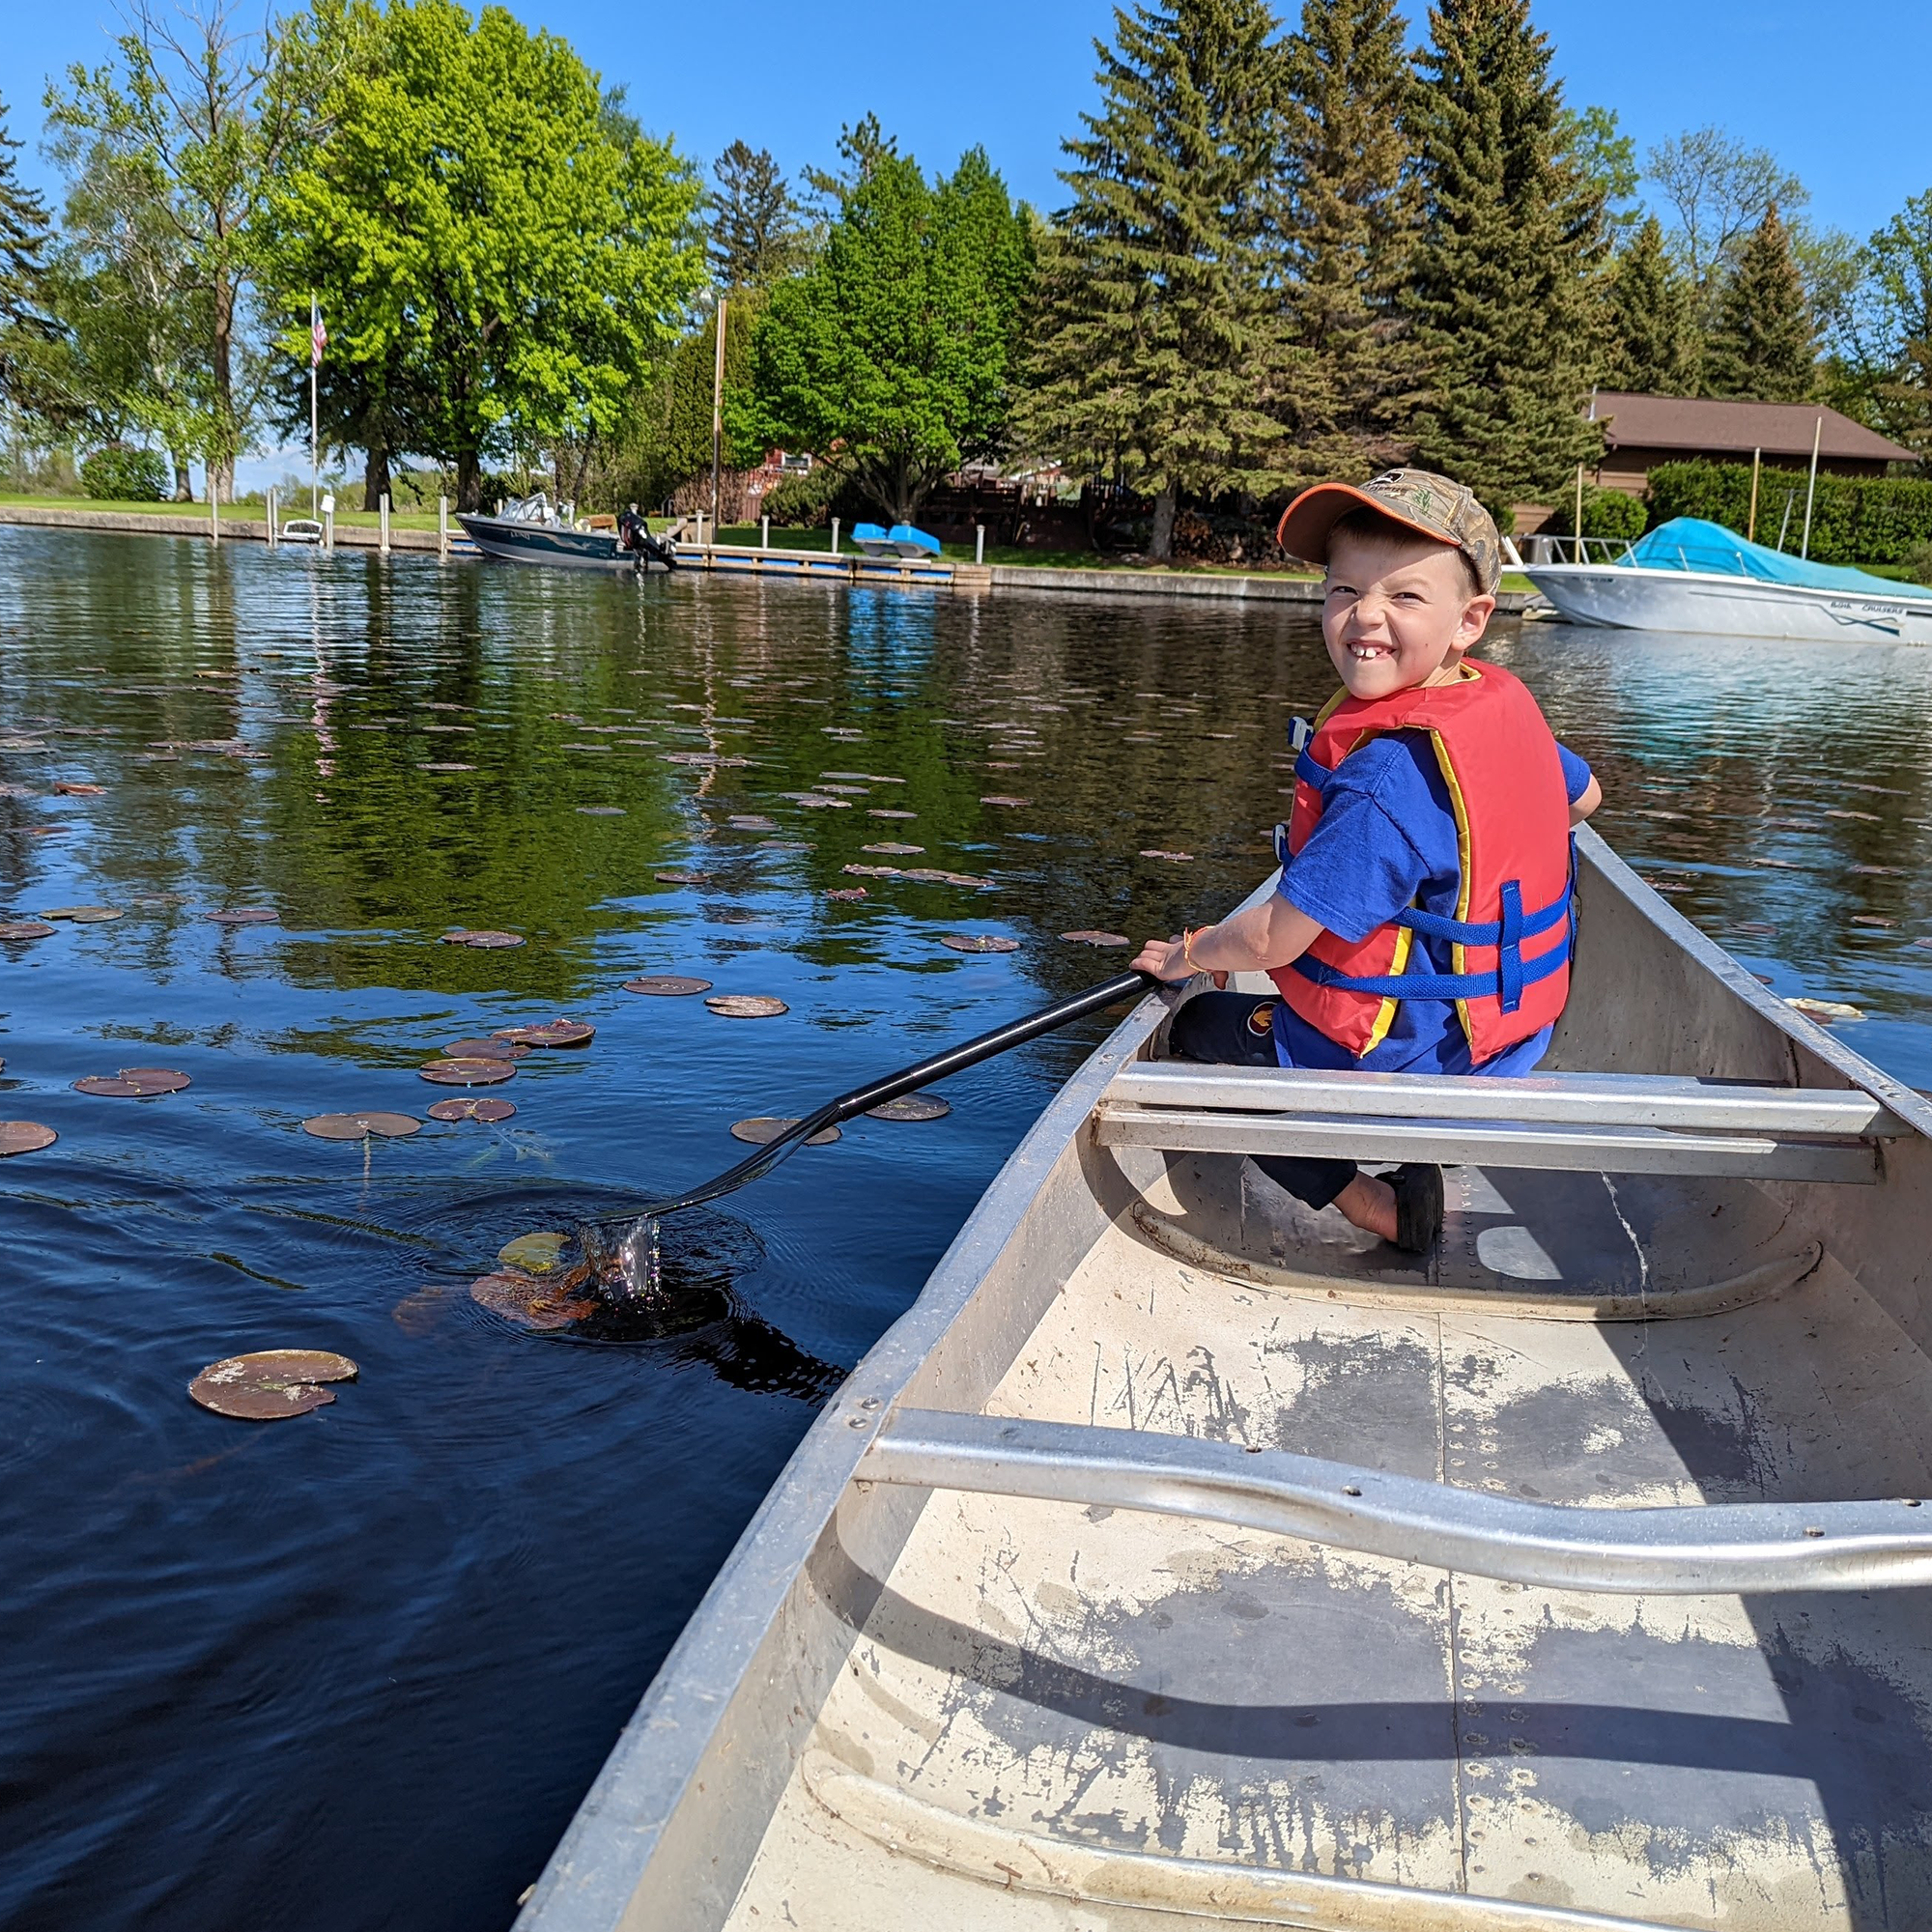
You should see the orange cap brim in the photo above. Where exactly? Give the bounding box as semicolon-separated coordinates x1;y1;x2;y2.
1275;481;1461;569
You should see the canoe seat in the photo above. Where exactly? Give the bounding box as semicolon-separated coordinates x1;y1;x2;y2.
1093;1063;1904;1184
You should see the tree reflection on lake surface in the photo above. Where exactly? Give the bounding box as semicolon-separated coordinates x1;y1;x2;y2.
0;527;1927;1930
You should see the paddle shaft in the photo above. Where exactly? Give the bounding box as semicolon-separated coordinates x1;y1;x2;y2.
585;968;1158;1229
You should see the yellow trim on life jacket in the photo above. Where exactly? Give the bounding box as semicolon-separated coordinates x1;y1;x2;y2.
1360;923;1410;1054
1427;724;1478;1049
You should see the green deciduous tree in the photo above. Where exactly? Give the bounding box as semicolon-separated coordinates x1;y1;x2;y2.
1019;0;1294;558
1604;213;1699;394
1703;202;1816;402
256;0;704;511
710;142;805;291
754;132;1032;526
1645;125;1804;321
1834;187;1932;460
1404;0;1606;519
1277;0;1424;479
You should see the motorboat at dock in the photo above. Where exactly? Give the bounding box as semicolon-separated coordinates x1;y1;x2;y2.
517;827;1932;1932
455;494;677;572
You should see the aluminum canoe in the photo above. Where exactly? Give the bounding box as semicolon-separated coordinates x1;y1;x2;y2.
519;827;1932;1932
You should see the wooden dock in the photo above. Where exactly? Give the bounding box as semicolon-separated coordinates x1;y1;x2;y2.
674;541;992;593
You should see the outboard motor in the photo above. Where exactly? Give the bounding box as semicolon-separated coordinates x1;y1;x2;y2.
622;520;678;571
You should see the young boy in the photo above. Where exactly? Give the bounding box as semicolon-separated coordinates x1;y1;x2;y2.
1133;469;1601;1253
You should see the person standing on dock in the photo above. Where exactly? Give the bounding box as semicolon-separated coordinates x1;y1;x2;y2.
1134;470;1602;1253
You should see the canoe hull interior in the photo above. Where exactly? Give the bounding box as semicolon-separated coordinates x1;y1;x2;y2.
519;831;1932;1932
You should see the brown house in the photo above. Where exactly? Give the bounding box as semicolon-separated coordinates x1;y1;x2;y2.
1588;391;1917;494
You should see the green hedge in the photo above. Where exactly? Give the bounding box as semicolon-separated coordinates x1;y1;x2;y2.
1540;485;1647;543
1646;459;1932;565
80;443;168;501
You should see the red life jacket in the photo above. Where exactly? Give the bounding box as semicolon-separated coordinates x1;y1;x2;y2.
1267;661;1574;1062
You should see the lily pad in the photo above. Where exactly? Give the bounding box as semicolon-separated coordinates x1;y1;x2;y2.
498;1230;569;1273
440;929;525;949
0;1121;57;1155
208;908;277;924
42;905;123;923
188;1349;358;1421
0;921;55;941
52;782;106;796
577;806;626;816
726;815;778;831
624;975;712;996
980;795;1031;808
419;1058;516;1087
426;1095;517;1122
940;934;1019;953
74;1067;190;1097
865;1094;952;1122
868;809;917;819
654;870;711;885
825;887;867;901
863;841;924;855
1062;929;1131;947
469;1268;596;1331
443;1037;526;1060
417;761;476;772
705;994;788;1018
730;1116;841;1146
492;1019;595;1048
1788;997;1865;1023
302;1111;421;1140
1139;849;1195;862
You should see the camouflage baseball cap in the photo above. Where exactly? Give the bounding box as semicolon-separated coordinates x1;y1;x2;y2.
1276;469;1502;595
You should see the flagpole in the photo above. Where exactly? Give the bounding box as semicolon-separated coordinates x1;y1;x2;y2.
309;293;320;518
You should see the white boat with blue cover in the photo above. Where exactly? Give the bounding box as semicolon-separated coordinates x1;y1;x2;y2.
1522;517;1932;643
852;522;944;561
517;830;1932;1932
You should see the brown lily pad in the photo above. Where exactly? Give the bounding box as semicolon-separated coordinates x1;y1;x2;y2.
980;795;1031;808
443;1037;527;1060
42;905;123;923
469;1268;596;1331
940;934;1019;953
302;1111;421;1140
726;815;778;831
730;1116;841;1146
1062;929;1131;947
492;1019;595;1048
705;994;788;1018
624;975;712;997
426;1095;517;1122
825;887;867;901
74;1067;190;1097
188;1349;358;1421
417;761;476;772
863;841;924;855
1139;849;1195;862
868;809;917;820
577;806;626;816
865;1094;952;1122
0;1122;58;1155
53;781;106;796
441;929;526;949
0;921;55;941
654;870;712;885
419;1058;516;1087
208;908;277;924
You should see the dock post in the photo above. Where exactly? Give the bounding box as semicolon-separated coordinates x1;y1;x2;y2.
380;493;390;554
323;494;334;553
831;517;839;556
976;525;984;565
761;516;769;551
268;487;277;550
439;497;448;558
210;484;218;544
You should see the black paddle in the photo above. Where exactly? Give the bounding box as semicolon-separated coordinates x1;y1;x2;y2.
578;969;1157;1273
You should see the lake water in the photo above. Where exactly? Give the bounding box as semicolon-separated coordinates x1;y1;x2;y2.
2;526;1928;1930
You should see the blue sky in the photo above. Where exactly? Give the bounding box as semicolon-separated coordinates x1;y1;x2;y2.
5;0;1928;242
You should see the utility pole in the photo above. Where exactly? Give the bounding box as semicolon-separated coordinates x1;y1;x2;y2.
309;295;326;518
710;295;728;541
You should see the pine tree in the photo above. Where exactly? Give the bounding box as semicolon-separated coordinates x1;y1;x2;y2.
1703;202;1816;402
1603;214;1699;393
1018;0;1293;560
0;94;54;399
710;142;803;291
1404;0;1605;520
1277;0;1425;478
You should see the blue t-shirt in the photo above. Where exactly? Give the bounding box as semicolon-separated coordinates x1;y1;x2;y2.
1272;733;1593;1075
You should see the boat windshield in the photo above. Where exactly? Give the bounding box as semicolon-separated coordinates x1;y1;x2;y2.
497;493;559;526
1622;517;1932;601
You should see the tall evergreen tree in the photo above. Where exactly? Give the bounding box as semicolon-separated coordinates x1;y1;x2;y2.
1604;213;1699;393
710;142;803;291
1018;0;1293;560
1703;202;1816;402
1277;0;1424;478
1403;0;1605;520
0;95;55;409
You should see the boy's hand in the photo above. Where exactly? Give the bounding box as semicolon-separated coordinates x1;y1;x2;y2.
1133;935;1226;989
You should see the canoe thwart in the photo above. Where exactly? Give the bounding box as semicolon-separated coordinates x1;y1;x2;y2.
1110;1061;1907;1136
1094;1102;1882;1182
863;1408;1932;1595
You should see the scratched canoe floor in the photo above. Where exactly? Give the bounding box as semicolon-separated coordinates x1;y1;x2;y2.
1;527;1930;1932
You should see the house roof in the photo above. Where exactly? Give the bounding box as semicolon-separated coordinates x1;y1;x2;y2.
1591;391;1917;465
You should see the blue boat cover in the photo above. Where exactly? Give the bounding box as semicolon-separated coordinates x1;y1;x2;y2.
1622;518;1932;603
887;524;943;555
852;524;889;544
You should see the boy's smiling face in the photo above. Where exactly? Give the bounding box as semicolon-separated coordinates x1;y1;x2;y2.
1321;526;1496;701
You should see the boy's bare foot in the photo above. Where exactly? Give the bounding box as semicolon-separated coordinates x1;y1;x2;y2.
1335;1165;1442;1253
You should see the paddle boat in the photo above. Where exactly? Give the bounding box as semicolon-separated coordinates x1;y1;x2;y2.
1520;516;1932;643
456;494;677;573
851;522;944;562
518;826;1932;1932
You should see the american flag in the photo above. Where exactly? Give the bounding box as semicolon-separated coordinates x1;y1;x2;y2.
310;300;327;369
